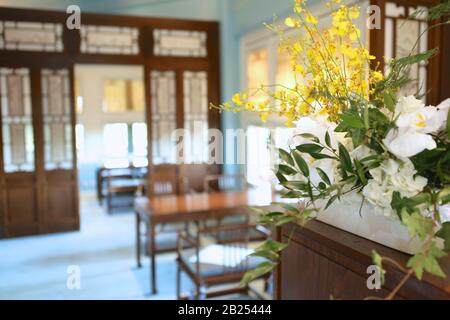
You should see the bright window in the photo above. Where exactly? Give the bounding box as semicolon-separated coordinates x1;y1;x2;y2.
103;123;129;168
246;48;269;102
276;49;297;89
132;122;148;167
102;79;144;112
103;122;148;168
75;123;84;159
246;126;272;186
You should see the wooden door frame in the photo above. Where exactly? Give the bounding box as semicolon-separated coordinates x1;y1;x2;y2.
369;0;449;104
0;6;221;238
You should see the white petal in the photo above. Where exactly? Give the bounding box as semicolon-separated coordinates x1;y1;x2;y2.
384;129;436;158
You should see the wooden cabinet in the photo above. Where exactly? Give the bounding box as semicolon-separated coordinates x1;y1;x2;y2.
274;221;450;300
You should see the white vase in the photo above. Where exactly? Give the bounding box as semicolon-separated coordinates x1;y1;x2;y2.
315;200;422;255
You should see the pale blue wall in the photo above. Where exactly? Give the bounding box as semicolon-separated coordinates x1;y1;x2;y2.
219;0;295;174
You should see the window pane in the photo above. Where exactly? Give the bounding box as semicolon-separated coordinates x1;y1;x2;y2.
0;68;35;173
246;48;269;102
276;49;296;88
246;126;272;186
41;68;73;170
151;71;176;164
183;71;208;163
132;122;148;167
75;123;84;159
75;79;83;114
103;123;128;168
103;79;144;112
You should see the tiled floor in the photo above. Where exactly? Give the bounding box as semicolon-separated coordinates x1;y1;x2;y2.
0;193;267;300
1;193;188;299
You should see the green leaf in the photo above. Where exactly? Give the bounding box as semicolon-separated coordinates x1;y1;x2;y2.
407;243;446;280
249;250;279;261
256;239;288;252
325;131;332;148
394;48;438;68
296;143;323;154
275;215;296;226
324;194;338;209
371;250;385;285
383;91;395;112
436;222;450;251
297;133;319;143
271;202;300;213
309;153;336;160
438;187;450;205
282;190;303;198
241;261;276;284
292;150;310;177
354;159;367;184
278;148;294;167
278;164;297;176
401;210;433;240
338;143;353;173
391;191;432;218
316;167;331;185
275;171;287;183
281;180;309;191
339;110;365;129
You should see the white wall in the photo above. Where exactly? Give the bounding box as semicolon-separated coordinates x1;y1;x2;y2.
74;64;145;189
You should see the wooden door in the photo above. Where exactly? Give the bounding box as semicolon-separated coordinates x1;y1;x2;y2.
39;67;79;234
0;7;220;238
0;65;78;238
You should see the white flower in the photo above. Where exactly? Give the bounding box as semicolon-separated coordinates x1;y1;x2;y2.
291;116;347;150
383;127;437;158
437;98;450;131
362;158;427;217
383;95;449;158
395;95;425;114
439;205;450;223
396;106;441;133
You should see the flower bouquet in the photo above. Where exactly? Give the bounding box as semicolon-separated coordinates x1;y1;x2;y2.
215;0;450;298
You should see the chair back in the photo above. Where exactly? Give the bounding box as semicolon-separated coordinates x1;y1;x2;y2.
148;164;179;195
179;163;219;192
203;174;247;192
197;224;259;276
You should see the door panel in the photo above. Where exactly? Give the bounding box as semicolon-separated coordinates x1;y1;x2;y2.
5;176;37;226
41;67;78;232
45;171;76;220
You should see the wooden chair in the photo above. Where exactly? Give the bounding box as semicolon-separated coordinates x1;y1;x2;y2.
105;167;146;213
137;164;193;257
179;163;220;193
203;173;247;193
202;174;268;242
176;223;269;299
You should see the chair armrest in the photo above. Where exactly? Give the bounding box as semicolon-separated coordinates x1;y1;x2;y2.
255;224;271;238
198;223;255;234
177;231;197;254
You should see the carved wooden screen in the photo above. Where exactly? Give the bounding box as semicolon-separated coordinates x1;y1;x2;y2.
369;0;448;105
0;7;220;238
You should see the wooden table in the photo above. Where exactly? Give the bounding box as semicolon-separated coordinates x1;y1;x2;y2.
134;187;279;294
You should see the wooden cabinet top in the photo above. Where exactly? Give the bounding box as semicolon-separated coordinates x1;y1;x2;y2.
275;220;450;300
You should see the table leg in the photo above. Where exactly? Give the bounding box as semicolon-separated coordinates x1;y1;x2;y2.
136;211;141;268
150;222;157;294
